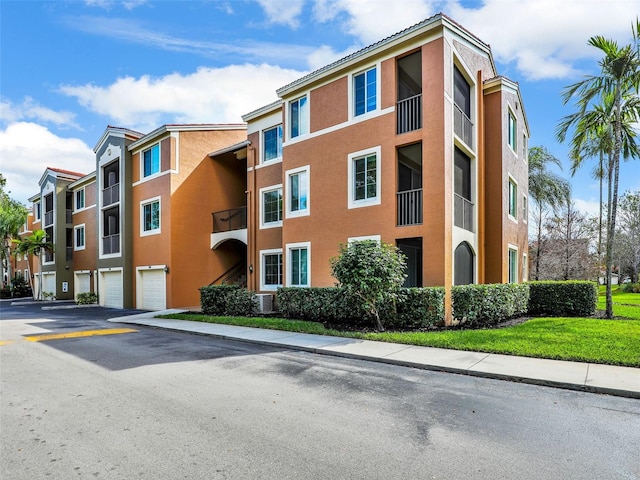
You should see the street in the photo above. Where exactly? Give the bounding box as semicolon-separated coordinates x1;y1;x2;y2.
1;301;639;479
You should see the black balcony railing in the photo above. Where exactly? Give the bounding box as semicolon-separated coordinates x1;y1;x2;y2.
44;210;54;227
44;250;54;263
397;189;423;226
66;209;73;224
212;207;247;233
66;247;73;262
397;94;422;134
103;183;119;206
103;234;120;255
454;194;474;232
454;104;473;147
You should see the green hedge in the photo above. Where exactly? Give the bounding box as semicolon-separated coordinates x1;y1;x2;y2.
452;283;529;327
528;281;597;317
199;285;258;316
277;286;444;329
622;282;640;293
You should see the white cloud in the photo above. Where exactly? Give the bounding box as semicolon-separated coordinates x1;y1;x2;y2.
0;122;95;205
312;0;435;44
573;197;601;217
447;0;640;80
59;64;305;133
0;97;80;130
257;0;305;28
306;44;359;70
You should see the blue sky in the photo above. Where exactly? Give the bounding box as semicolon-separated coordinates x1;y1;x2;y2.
1;0;639;214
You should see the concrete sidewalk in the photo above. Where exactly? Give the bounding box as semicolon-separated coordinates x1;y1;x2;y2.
109;310;640;399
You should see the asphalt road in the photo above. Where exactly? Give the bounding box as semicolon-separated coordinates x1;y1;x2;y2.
1;301;639;479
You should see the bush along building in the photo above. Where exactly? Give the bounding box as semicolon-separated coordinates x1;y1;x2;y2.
25;13;528;322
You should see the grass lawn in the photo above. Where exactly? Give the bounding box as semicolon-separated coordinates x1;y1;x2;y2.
161;287;640;367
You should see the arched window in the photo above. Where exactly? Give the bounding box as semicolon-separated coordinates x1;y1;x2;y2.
454;242;474;285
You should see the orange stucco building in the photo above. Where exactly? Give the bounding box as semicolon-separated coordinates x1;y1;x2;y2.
241;14;529;313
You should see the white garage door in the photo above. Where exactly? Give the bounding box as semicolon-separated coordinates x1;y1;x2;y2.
101;271;123;309
75;272;91;296
42;272;56;296
139;269;166;311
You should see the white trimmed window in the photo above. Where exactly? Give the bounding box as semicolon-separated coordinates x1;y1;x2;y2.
522;195;528;222
508;177;518;220
287;242;310;287
141;197;161;235
508;110;517;152
522;133;528;162
263;125;283;163
34;201;41;222
353;66;377;116
347;235;381;243
74;224;85;250
260;249;283;291
143;144;160;178
508;246;518;283
522;253;528;282
348;146;381;209
286;166;310;217
75;188;85;211
289;96;308;139
260;185;283;228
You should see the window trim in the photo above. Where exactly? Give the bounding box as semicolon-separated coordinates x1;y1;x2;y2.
260;184;283;229
348;146;382;209
508;108;517;154
285;165;310;218
74;224;86;251
508;175;518;222
260;248;283;291
34;201;41;222
351;65;379;119
288;95;309;140
75;187;85;212
262;124;283;164
522;194;528;224
522;253;528;282
508;244;519;284
142;143;161;179
286;241;311;287
140;196;161;236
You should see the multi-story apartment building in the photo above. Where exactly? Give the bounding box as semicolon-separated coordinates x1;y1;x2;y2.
241;14;529;317
21;14;528;319
28;168;86;300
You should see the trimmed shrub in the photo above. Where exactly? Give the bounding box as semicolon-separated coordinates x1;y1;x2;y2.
392;287;445;329
453;283;529;327
277;286;445;329
76;292;98;304
200;285;258;316
528;281;597;317
622;282;640;293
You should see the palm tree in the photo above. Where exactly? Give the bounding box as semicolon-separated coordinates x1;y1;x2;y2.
557;20;640;318
14;229;54;300
0;176;28;290
528;146;570;280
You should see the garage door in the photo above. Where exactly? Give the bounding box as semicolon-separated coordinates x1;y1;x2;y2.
75;272;91;296
42;272;56;297
101;271;123;309
139;269;166;311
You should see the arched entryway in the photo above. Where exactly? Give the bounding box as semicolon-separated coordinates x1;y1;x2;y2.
454;241;474;285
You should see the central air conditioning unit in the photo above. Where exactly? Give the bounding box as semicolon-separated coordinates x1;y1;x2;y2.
254;294;273;314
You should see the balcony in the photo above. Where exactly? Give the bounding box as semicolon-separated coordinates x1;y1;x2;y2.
454;194;474;232
397;94;422;134
454;104;473;148
66;247;73;262
103;234;120;255
44;210;54;227
103;183;119;206
211;207;247;249
66;209;73;224
397;189;423;226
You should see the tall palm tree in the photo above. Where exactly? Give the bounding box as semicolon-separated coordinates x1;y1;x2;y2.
556;20;640;318
14;229;54;300
528;146;570;280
